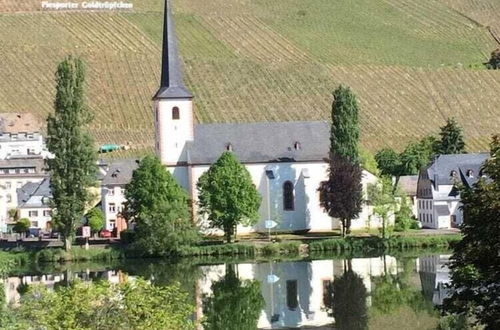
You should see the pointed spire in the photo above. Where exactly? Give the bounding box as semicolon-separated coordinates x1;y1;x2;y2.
154;0;192;99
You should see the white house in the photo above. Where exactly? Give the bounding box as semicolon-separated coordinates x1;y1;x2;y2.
143;0;380;234
0;113;50;159
397;175;419;218
17;178;52;231
101;160;138;231
416;153;489;229
0;157;47;231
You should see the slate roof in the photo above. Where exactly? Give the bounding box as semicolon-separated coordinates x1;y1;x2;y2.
427;153;489;188
17;178;51;208
0;113;41;134
188;121;330;164
102;159;139;186
0;157;47;177
153;0;192;100
398;175;418;196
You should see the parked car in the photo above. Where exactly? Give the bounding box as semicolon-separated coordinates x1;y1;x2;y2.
26;228;41;238
100;230;112;238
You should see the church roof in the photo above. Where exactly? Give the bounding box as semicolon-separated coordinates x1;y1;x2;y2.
188;121;330;165
153;0;192;100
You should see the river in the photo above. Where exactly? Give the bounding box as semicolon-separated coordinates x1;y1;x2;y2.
3;251;451;329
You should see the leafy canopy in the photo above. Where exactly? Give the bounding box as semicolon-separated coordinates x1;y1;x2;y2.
125;155;198;256
6;279;195;330
86;207;104;233
46;56;97;250
197;152;261;243
13;218;30;234
319;155;363;237
442;136;500;329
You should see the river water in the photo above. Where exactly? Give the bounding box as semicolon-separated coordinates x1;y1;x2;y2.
3;252;451;329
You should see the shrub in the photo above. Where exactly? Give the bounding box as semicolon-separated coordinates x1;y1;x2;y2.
13;218;30;234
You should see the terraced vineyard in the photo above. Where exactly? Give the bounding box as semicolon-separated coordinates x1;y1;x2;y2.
0;0;498;156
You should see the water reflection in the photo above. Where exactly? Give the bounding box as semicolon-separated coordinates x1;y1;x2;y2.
2;253;452;329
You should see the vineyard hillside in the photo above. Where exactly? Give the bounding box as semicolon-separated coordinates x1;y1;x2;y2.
0;0;498;156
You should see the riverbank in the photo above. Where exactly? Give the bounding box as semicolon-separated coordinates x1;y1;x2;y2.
0;234;461;266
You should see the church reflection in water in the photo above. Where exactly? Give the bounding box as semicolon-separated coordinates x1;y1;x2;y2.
3;254;451;329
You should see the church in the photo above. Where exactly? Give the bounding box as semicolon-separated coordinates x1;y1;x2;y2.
152;0;379;234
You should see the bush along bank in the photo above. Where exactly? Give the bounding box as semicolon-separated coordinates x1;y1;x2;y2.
308;235;461;253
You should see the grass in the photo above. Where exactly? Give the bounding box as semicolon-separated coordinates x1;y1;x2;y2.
0;0;498;152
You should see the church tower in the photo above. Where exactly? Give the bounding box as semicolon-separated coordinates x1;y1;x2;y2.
153;0;193;165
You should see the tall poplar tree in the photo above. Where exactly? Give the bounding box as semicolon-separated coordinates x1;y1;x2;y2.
319;85;362;236
437;117;466;155
330;85;360;163
46;56;97;251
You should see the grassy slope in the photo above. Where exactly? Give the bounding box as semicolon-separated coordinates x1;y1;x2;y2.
0;0;498;155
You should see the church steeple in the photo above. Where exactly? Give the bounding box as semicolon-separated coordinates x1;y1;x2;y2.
154;0;192;99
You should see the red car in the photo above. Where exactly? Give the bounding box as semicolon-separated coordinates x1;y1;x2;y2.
100;230;112;238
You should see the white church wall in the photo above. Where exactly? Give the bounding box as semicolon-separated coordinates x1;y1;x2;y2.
187;161;380;234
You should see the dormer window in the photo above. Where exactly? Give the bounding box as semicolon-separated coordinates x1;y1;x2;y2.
466;169;474;178
226;143;233;152
450;170;457;178
294;141;301;150
172;107;180;120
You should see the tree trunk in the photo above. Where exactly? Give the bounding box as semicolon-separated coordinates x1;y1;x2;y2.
341;219;346;238
64;237;72;251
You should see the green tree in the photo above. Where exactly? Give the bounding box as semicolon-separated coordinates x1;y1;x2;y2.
324;262;368;330
11;279;194;330
359;147;380;176
436;117;466;155
441;136;500;329
330;85;360;163
46;56;97;251
197;152;261;243
485;48;500;69
202;265;265;330
319;155;363;237
13;218;30;235
125;155;198;256
86;207;104;235
367;178;396;238
394;193;416;232
375;148;402;177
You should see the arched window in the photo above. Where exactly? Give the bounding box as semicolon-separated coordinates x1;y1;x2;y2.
283;181;294;211
172;107;180;120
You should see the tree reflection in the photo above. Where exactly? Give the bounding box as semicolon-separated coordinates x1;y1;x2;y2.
324;260;368;330
203;264;265;330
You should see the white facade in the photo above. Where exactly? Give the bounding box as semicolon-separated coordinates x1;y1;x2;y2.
0;132;46;160
101;185;127;231
18;207;52;230
169;162;379;234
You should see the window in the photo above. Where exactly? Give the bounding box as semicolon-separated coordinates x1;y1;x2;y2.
286;280;298;311
17;182;23;188
6;194;11;203
28;168;35;174
31;221;38;227
226;143;233;152
294;141;301;150
108;188;115;196
29;210;38;217
172;107;180;120
5;182;11;189
109;203;116;213
120;188;125;195
283;181;294;211
43;210;51;217
109;219;116;229
466;169;474;178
